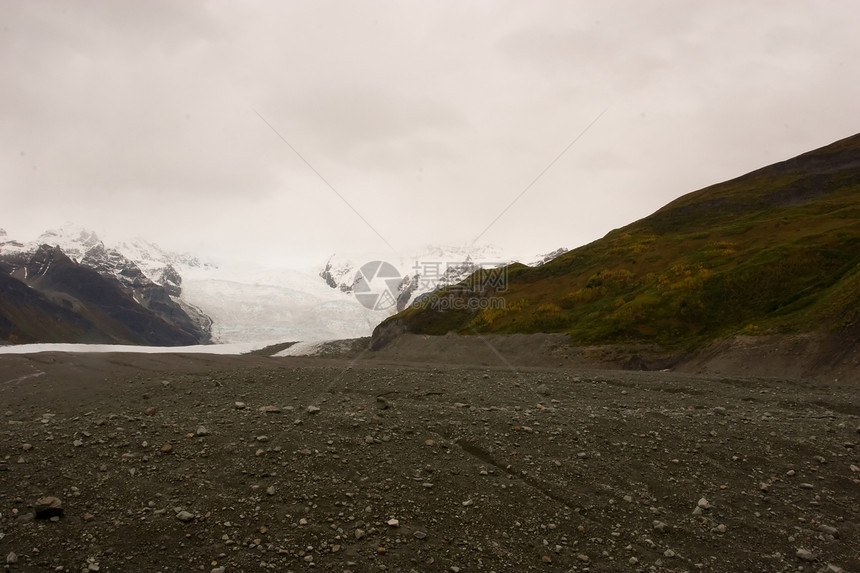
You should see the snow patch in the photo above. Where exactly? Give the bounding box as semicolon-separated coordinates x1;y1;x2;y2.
274;340;331;357
0;342;269;355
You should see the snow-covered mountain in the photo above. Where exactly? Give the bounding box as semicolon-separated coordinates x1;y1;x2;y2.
2;225;571;347
1;225;212;344
1;225;385;345
2;224;212;295
319;243;568;310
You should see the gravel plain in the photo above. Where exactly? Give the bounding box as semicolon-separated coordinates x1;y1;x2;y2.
0;350;858;572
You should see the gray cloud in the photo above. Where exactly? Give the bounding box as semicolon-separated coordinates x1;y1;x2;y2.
2;0;858;265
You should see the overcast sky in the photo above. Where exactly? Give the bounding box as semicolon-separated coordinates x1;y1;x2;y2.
3;1;859;266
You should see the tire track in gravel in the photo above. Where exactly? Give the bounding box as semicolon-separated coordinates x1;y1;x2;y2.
451;436;582;511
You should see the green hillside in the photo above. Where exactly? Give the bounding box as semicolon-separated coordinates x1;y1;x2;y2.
378;133;860;350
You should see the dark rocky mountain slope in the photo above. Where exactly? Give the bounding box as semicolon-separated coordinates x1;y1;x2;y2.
0;244;206;346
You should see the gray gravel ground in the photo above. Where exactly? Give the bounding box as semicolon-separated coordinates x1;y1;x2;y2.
1;352;858;572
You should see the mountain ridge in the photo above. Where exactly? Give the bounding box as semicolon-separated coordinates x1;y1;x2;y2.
0;227;212;345
372;133;860;370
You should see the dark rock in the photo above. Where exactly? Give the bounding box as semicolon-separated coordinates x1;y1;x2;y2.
34;496;63;519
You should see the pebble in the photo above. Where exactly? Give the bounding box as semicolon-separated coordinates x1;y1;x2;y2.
176;510;195;522
414;531;427;540
34;496;63;519
536;384;550;396
196;426;210;437
6;552;17;564
259;406;281;413
697;497;711;509
307;405;321;414
387;518;399;527
235;402;246;409
796;548;815;561
800;483;814;489
653;520;669;533
161;444;173;453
